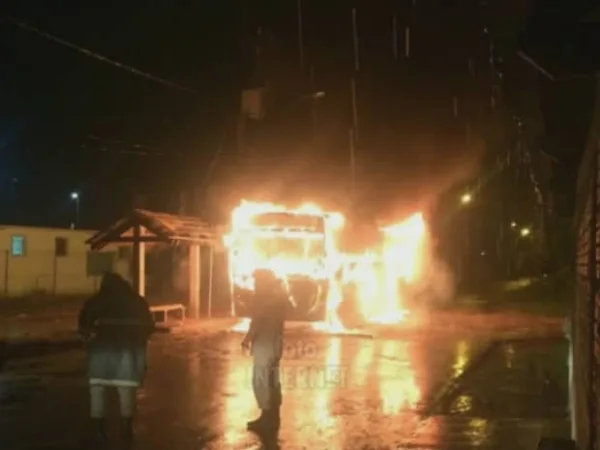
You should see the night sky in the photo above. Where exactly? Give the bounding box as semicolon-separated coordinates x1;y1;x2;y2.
1;1;598;229
2;1;240;227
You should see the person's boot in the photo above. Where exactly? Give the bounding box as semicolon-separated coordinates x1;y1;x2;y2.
121;417;134;446
87;418;107;449
247;410;268;431
248;409;280;435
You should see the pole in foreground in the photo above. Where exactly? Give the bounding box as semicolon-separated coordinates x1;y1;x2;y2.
70;191;80;228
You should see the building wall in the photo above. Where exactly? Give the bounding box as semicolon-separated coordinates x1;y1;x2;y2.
573;81;600;450
0;225;132;297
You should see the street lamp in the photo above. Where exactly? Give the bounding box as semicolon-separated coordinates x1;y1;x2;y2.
510;221;517;228
520;227;531;237
70;191;80;228
460;193;472;205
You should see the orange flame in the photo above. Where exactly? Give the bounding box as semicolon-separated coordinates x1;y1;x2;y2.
225;201;428;332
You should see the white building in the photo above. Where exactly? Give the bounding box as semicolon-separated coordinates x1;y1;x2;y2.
0;225;131;297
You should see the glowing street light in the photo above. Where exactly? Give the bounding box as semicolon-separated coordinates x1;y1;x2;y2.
460;193;472;205
510;221;517;228
70;191;80;228
520;227;531;237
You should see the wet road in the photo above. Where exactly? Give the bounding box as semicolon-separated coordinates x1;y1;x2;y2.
0;316;569;449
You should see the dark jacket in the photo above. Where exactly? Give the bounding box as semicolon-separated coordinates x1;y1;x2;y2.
79;273;154;346
250;270;287;344
78;273;155;386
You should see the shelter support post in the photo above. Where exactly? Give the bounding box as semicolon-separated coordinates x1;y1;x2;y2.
132;225;146;296
189;243;201;319
208;245;214;318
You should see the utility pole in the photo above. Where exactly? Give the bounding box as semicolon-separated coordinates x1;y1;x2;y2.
350;6;360;136
349;128;356;197
350;7;360;137
297;0;305;70
349;7;360;200
179;190;186;215
352;8;360;72
350;79;359;139
392;14;398;60
310;65;317;144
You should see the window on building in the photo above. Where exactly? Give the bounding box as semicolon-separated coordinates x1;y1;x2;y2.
55;237;68;257
11;236;25;256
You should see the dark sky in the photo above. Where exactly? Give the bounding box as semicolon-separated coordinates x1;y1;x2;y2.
1;0;597;229
2;1;239;227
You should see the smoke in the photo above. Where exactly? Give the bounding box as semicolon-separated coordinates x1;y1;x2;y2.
413;134;485;308
372;131;486;310
407;218;459;310
415;257;456;308
371;131;487;223
207;124;486;227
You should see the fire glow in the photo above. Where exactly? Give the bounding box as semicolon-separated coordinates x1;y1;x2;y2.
225;200;428;332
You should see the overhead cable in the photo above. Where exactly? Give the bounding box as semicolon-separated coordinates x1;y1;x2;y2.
4;16;198;95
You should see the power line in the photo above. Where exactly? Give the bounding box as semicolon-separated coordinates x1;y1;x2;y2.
3;16;198;95
83;135;184;156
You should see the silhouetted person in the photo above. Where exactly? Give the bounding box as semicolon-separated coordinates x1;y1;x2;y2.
242;269;288;434
78;272;154;448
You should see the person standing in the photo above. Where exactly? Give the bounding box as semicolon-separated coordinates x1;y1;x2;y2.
78;272;155;448
242;269;288;433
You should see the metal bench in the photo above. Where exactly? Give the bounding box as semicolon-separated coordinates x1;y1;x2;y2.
150;304;186;326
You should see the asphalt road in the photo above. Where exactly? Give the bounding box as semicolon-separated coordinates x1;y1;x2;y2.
0;311;569;449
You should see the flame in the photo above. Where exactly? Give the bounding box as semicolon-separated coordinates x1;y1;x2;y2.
226;201;428;332
375;212;426;323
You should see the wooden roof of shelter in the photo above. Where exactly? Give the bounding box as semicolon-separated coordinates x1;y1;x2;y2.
87;209;218;250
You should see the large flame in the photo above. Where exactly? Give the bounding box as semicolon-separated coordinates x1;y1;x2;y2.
225;201;427;332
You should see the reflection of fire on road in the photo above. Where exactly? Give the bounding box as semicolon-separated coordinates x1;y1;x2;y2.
378;341;420;414
225;200;429;332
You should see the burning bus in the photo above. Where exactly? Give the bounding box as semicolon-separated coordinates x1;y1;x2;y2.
225;200;430;328
225;201;344;321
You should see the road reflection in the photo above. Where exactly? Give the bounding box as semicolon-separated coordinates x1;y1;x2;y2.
222;334;346;445
453;339;470;378
311;337;342;426
222;345;254;445
377;340;420;415
503;343;515;369
219;334;481;446
282;335;344;448
467;418;492;446
353;339;375;389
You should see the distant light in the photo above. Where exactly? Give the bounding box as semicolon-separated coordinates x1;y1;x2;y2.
520;227;531;237
460;193;472;205
480;251;486;256
313;91;326;99
70;191;79;200
510;221;517;228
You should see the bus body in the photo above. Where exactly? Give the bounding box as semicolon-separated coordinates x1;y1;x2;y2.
227;211;340;321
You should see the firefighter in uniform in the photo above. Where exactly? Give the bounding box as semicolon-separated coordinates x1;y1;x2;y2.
78;272;155;447
242;269;288;433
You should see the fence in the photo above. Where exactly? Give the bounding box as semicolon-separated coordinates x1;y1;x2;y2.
0;250;130;298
